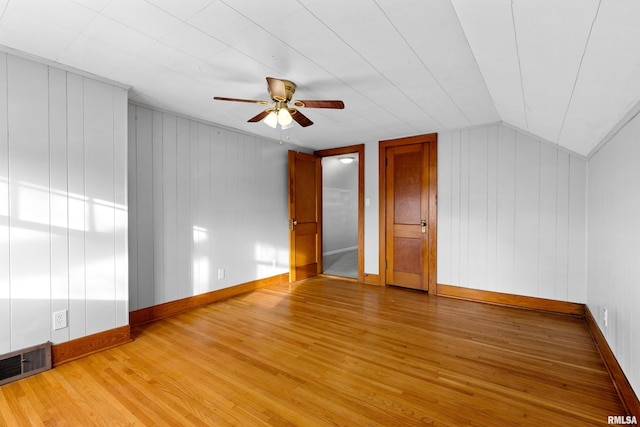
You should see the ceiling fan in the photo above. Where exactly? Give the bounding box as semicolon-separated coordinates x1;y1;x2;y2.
214;77;344;128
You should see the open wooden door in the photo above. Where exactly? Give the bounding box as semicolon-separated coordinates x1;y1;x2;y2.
379;134;437;293
288;151;322;282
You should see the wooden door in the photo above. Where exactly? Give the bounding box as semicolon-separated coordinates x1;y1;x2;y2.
379;134;437;292
288;151;322;282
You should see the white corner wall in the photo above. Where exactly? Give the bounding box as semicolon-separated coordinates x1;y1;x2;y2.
128;105;296;310
438;123;587;302
0;52;128;354
587;111;640;396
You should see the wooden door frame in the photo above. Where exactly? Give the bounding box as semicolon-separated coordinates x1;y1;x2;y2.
314;144;365;283
378;134;437;293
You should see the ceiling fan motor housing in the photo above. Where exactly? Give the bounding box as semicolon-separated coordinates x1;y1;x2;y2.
270;79;297;102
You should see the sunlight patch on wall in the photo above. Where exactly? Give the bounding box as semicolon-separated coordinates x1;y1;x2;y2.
193;225;208;243
254;242;288;278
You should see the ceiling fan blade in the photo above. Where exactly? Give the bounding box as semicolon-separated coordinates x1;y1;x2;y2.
290;109;313;127
292;100;344;109
247;109;273;123
214;96;271;105
266;77;287;102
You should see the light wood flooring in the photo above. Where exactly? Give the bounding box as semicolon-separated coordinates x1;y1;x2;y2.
0;277;625;426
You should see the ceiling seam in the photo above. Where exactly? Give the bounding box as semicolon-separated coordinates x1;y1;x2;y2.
556;0;602;146
0;1;9;21
510;0;529;132
373;0;472;126
448;1;500;123
292;2;443;129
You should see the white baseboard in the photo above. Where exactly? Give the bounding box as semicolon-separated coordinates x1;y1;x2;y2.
323;246;358;256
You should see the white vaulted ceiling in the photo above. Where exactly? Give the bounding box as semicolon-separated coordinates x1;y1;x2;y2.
452;0;640;156
0;0;638;155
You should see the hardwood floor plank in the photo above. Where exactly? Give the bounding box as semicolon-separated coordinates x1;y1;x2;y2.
0;277;627;426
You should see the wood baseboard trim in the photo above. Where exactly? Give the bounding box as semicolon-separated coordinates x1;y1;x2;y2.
584;306;640;416
130;273;290;327
52;325;132;366
436;284;585;317
363;273;380;285
320;273;358;282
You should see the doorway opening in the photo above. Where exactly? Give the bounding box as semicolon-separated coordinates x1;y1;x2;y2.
321;155;358;279
315;144;364;282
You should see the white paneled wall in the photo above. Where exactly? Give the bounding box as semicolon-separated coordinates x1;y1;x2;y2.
587;111;640;396
128;105;293;310
0;52;128;354
438;124;587;302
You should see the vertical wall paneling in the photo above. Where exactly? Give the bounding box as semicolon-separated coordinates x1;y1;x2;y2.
224;131;238;285
210;128;226;289
49;67;69;344
113;87;128;326
436;132;452;283
84;79;116;335
189;120;199;295
197;123;211;293
587;110;640;396
8;56;51;350
468;126;488;290
128;104;297;311
237;135;254;285
513;132;540;297
0;53;9;354
127;105;139;311
438;123;587;303
237;135;250;284
568;157;586;302
175;117;191;299
162;113;178;302
135;107;154;309
67;72;86;340
449;131;461;285
363;140;379;275
152;110;164;304
458;130;470;287
0;52;127;350
485;125;499;291
495;125;516;294
537;142;558;299
554;150;570;301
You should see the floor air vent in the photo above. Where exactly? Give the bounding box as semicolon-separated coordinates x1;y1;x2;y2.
0;342;52;386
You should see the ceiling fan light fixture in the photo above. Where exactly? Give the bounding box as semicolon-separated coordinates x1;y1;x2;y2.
264;110;278;128
278;108;292;126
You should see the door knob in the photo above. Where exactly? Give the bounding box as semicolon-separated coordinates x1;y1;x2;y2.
421;220;427;234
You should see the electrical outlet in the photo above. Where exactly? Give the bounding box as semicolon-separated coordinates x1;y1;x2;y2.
272;259;277;269
603;307;608;327
217;268;225;280
53;310;67;330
